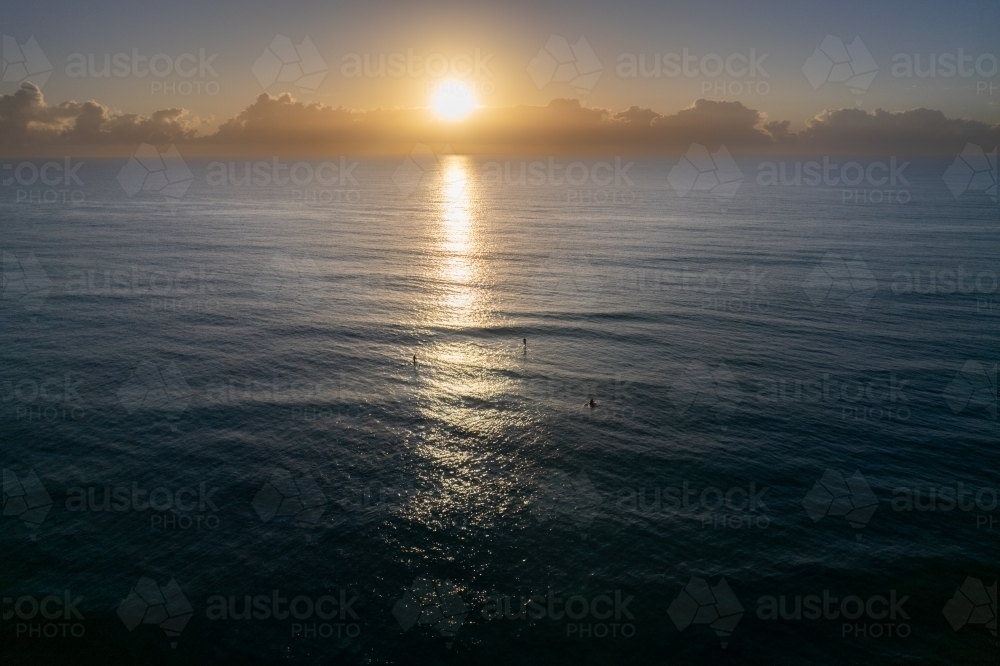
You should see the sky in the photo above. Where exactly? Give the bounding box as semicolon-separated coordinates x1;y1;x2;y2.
2;0;998;154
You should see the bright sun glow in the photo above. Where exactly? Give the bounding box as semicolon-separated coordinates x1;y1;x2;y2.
432;81;477;121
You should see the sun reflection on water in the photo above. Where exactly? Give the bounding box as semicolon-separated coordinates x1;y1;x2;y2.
401;155;528;526
390;155;548;531
437;159;478;323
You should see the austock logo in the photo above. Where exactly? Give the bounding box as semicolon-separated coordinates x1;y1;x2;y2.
2;590;86;638
667;361;743;417
891;481;998;532
117;144;194;204
63;264;220;317
803;35;878;101
807;467;995;533
393;577;468;645
392;144;441;195
480;156;635;190
944;360;997;420
749;371;911;425
891;49;998;80
668;577;744;648
205;589;361;639
2;157;86;204
756;589;912;639
117;361;191;416
943;143;998;202
2;35;52;88
802;469;879;538
252;35;328;94
252;469;327;527
2;251;53;312
481;588;636;638
616;482;771;530
65;481;221;531
667;144;743;198
802;252;878;315
340;47;494;84
2;468;53;539
943;577;997;637
528;34;603;95
64;47;220;96
614;47;770;98
117;577;193;648
756;156;911;205
530;469;602;529
206;156;360;206
252;253;325;305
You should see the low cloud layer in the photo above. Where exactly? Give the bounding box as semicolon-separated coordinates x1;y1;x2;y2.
2;83;997;157
1;83;200;149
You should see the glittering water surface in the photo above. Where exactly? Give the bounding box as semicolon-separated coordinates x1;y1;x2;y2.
2;156;997;664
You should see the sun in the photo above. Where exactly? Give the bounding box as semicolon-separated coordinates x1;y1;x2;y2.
432;81;477;121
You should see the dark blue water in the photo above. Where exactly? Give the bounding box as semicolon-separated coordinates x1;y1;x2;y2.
2;155;997;664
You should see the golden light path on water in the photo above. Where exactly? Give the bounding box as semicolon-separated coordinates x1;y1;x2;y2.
402;155;531;536
438;158;477;323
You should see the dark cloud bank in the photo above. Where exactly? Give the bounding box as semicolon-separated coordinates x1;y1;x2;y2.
2;83;997;157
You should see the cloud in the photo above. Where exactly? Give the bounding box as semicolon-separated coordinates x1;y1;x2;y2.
212;92;357;145
791;107;999;155
2;83;997;156
0;83;200;149
638;99;774;150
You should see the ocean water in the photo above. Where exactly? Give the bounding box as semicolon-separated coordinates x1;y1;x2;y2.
1;154;997;665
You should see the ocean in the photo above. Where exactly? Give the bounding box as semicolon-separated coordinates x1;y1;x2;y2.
2;153;997;664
